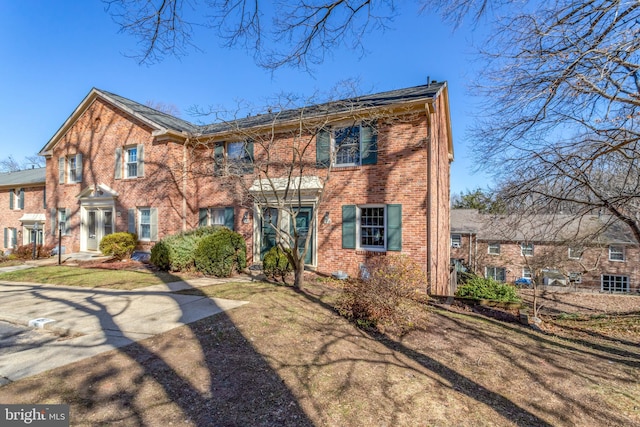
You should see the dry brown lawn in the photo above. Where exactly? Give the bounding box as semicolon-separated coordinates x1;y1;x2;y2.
0;278;638;426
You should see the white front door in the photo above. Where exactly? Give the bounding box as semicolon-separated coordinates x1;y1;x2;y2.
85;208;114;252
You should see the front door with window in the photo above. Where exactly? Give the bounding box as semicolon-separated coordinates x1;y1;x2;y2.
86;208;114;252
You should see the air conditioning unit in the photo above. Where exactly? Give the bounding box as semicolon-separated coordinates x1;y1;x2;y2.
451;242;461;248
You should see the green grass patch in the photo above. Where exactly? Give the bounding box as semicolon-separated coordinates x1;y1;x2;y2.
0;266;184;290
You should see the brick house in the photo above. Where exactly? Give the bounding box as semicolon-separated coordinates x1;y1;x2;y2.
451;209;640;293
0;168;47;253
38;82;454;294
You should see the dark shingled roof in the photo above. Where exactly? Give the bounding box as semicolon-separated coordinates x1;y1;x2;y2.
97;89;198;134
0;168;46;187
98;82;445;137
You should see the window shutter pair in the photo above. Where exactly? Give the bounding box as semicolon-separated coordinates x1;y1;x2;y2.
341;204;401;251
316;122;377;167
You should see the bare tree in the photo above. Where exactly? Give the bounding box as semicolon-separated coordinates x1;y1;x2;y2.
0;155;45;172
105;0;398;68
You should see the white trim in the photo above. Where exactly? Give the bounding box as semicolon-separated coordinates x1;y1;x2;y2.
356;204;387;252
608;245;625;262
487;242;500;255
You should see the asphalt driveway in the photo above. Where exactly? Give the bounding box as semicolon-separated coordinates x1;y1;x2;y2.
0;278;248;384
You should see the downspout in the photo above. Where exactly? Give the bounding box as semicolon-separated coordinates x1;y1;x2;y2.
425;101;434;294
182;140;188;232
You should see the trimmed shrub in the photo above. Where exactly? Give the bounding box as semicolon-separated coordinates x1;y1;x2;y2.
150;226;223;271
455;276;521;303
336;254;428;333
99;232;137;260
194;228;247;277
262;246;293;283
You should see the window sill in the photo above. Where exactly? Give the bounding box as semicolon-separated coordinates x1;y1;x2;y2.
332;165;361;172
356;249;387;256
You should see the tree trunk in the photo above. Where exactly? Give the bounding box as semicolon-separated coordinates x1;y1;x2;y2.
293;264;305;288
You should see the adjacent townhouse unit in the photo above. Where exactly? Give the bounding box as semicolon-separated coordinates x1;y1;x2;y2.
0;168;47;253
38;82;454;294
450;209;640;293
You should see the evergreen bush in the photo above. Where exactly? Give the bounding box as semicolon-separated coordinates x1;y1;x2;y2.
150;226;223;271
99;232;137;260
455;276;521;303
193;228;247;277
262;246;293;282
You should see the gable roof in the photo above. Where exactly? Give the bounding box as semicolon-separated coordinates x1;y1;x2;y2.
40;82;453;157
0;168;46;188
451;209;637;245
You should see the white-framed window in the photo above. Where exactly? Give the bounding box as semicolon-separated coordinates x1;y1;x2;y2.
126;146;138;178
522;267;532;279
214;140;253;176
334;126;361;166
486;266;506;282
568;246;583;259
608;245;625;261
139;208;151;240
359;206;386;250
601;274;629;293
68;156;78;182
451;234;462;248
488;242;500;255
521;242;534;256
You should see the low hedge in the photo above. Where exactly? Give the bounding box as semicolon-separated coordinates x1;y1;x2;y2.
150;225;227;272
455;276;521;303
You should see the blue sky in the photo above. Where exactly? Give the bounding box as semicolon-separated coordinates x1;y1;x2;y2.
0;1;492;194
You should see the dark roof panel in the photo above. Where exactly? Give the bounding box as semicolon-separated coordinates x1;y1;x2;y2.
0;168;46;187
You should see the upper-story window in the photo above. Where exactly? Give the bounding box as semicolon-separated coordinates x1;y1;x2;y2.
609;245;625;261
568;246;583;259
8;188;24;210
59;154;82;184
316;122;377;168
214;140;254;176
488;242;500;255
126;147;138;178
451;234;462;248
521;242;534;256
115;145;144;179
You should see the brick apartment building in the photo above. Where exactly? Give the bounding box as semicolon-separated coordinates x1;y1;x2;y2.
29;82;454;294
0;168;46;252
451;209;640;293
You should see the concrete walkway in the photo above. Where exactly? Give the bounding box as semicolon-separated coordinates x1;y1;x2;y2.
0;262;251;384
